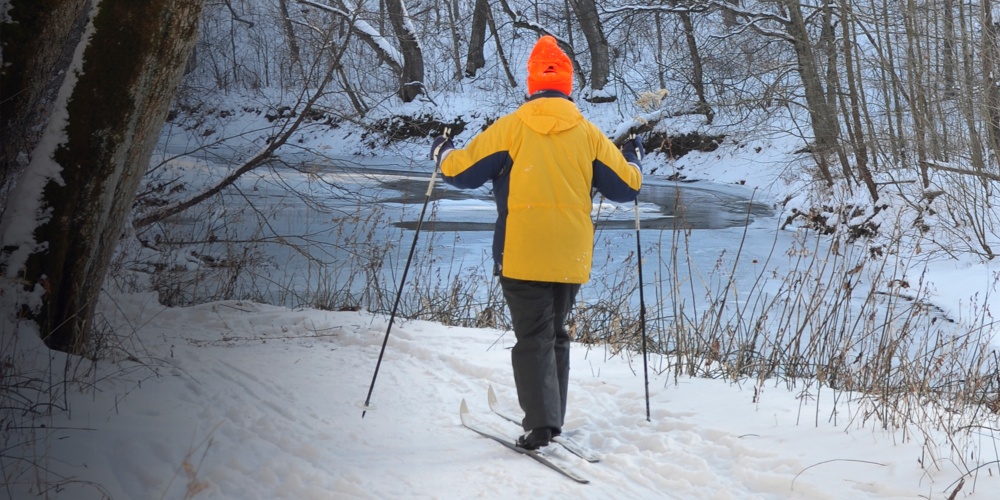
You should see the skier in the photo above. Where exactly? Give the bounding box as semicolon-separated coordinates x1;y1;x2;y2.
430;35;643;450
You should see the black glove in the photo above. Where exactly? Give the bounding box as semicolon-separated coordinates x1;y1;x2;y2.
430;135;454;163
622;134;644;165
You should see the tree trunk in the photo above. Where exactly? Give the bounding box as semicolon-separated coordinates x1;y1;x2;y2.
722;0;740;29
654;13;666;90
780;0;837;186
445;0;463;80
674;4;712;123
465;0;488;77
0;0;91;190
957;0;987;180
982;0;1000;170
840;0;877;201
486;0;518;88
877;0;905;166
942;0;957;98
0;0;203;355
819;2;853;186
567;0;610;97
902;0;930;186
385;0;425;102
278;0;302;85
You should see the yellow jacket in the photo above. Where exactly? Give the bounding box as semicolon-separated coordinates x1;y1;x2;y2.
440;92;642;284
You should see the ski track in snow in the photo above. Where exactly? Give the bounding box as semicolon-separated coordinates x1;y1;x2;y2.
16;293;993;499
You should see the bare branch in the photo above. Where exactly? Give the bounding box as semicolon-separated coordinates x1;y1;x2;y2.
296;0;403;73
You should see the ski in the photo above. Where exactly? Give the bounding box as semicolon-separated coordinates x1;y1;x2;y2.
459;399;590;484
487;385;601;463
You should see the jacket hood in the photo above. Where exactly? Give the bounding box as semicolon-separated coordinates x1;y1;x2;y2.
514;95;583;135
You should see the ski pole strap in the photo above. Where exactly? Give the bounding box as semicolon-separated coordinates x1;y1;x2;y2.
428;127;449;195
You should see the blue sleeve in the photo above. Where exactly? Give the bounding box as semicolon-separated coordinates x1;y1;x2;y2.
592;159;641;203
441;151;510;189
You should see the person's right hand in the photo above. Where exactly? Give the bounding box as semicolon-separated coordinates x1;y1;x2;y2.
622;134;644;165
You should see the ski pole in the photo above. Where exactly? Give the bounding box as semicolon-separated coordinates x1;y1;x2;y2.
629;133;651;422
636;196;650;422
361;128;450;418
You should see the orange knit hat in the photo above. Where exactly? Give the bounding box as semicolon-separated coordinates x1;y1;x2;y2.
526;35;573;96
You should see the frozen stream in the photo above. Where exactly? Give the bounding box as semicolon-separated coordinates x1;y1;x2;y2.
152;151;985;364
155;153;827;321
333;161;774;232
210;155;793;312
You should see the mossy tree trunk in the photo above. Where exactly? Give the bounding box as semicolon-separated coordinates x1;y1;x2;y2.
0;0;91;189
0;0;203;355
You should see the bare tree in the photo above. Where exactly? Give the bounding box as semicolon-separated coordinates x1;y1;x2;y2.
982;0;1000;168
671;1;712;121
956;0;988;180
837;0;877;200
780;0;839;187
445;0;463;80
385;0;425;102
465;0;489;77
567;0;611;97
710;0;841;186
279;0;303;81
942;0;957;97
299;0;423;102
0;0;204;354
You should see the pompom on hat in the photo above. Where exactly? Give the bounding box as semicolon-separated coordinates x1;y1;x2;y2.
526;35;573;96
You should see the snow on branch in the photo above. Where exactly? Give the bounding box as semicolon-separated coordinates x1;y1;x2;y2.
296;0;403;73
396;0;422;53
704;0;790;24
495;0;568;45
601;3;710;15
611;109;674;146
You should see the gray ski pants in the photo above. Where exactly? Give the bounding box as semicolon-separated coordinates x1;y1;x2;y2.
499;276;581;433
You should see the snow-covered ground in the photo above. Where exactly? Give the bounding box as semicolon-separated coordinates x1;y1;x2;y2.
8;291;994;499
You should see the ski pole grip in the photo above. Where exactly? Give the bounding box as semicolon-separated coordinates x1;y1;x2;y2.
628;132;643;162
427;129;447;196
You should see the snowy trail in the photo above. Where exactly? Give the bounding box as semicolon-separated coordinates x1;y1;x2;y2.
17;293;994;499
